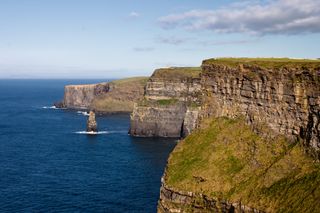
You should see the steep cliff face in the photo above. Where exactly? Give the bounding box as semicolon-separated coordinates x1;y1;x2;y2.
63;83;110;109
129;68;202;137
201;58;320;158
61;77;147;112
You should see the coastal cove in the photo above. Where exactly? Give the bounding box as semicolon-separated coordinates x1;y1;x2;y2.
0;80;177;212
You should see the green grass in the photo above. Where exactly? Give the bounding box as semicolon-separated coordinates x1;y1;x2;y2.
151;67;201;79
165;116;320;212
110;76;148;85
203;57;320;69
91;77;148;112
156;99;179;106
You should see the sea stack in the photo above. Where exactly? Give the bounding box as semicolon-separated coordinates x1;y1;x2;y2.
87;110;98;132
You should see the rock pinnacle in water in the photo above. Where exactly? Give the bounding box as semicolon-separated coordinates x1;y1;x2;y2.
87;110;98;132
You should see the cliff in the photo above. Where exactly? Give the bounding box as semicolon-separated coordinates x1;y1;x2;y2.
63;82;110;109
201;58;320;159
129;67;202;137
156;58;320;212
159;117;320;213
61;77;148;113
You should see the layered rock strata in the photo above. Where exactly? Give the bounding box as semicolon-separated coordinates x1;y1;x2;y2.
129;68;202;137
200;58;320;158
63;83;110;109
158;172;262;213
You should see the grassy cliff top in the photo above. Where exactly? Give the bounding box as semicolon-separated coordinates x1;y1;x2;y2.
166;116;320;212
91;77;148;113
151;67;201;79
203;57;320;69
110;76;148;85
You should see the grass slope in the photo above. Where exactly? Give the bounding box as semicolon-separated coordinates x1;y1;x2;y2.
151;67;201;79
92;77;148;113
166;117;320;212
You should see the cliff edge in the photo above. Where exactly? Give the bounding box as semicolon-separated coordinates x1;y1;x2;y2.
157;58;320;212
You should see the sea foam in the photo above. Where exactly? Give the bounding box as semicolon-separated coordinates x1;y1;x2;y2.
77;111;90;116
75;130;128;135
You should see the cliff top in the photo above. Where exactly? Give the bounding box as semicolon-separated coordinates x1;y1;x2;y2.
65;82;109;88
110;76;148;86
66;77;148;88
203;57;320;69
165;116;320;212
151;67;201;80
92;77;148;113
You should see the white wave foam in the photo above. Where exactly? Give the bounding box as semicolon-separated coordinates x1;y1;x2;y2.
75;131;109;135
42;106;57;109
77;111;89;116
75;130;127;135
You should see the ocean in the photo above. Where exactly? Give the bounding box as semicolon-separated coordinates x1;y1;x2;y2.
0;79;177;212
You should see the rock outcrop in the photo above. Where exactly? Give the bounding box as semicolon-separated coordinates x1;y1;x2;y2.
129;68;202;137
87;111;98;132
158;172;262;213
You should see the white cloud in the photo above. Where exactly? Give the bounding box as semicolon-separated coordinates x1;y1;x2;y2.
129;12;140;18
157;36;191;45
133;47;154;52
158;0;320;35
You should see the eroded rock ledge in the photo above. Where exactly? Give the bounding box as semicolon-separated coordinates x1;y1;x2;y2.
159;116;320;213
158;172;262;213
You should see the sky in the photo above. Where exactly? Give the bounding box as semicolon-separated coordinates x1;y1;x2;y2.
0;0;319;78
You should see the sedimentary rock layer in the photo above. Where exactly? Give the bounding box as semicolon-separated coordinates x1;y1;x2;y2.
158;172;262;213
201;59;320;158
63;83;110;109
129;68;202;137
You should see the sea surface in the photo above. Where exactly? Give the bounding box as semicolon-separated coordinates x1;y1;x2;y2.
0;79;177;212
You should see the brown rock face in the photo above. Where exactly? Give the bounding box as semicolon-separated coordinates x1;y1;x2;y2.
63;83;110;109
201;61;320;159
130;60;320;158
87;111;98;132
158;172;262;213
129;68;202;138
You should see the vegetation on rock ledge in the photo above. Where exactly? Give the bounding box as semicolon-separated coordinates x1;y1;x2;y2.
203;57;320;70
166;117;320;213
92;77;148;113
151;67;201;79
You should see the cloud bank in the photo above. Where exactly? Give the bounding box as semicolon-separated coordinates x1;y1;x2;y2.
158;0;320;35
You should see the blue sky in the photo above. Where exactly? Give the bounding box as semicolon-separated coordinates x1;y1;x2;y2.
0;0;319;78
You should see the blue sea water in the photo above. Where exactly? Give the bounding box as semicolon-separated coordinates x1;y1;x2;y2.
0;80;177;212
